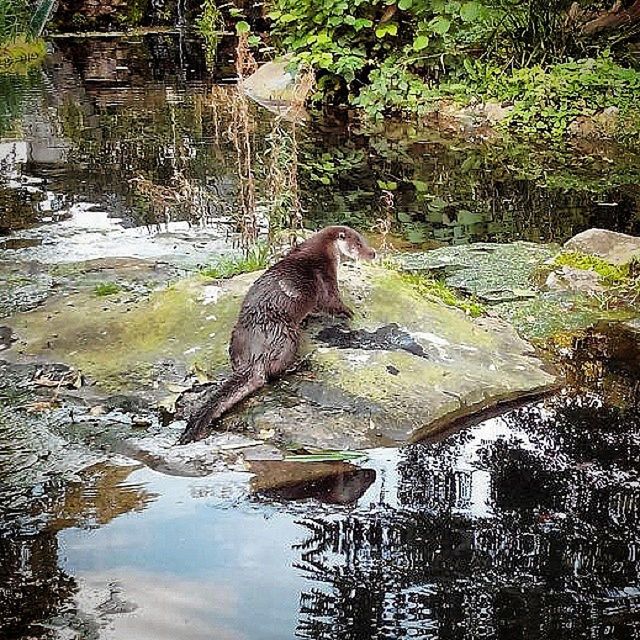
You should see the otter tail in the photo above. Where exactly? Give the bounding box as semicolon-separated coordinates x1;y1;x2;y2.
177;368;266;445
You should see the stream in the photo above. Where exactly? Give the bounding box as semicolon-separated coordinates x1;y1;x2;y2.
1;33;639;639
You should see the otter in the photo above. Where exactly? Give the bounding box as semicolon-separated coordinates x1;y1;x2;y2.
178;226;376;444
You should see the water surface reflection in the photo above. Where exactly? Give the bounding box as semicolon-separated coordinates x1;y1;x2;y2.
1;34;639;252
2;394;638;639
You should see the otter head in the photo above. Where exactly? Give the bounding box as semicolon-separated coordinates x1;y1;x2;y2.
333;226;377;261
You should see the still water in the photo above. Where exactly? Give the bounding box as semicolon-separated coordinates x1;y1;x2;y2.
1;33;639;640
3;396;640;639
1;34;639;248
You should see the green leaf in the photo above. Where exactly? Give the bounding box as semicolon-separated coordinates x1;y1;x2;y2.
412;179;429;192
406;226;427;243
459;1;480;22
429;196;448;210
354;17;373;30
430;16;451;34
398;0;413;9
377;179;397;190
235;20;250;34
375;22;398;38
412;35;429;51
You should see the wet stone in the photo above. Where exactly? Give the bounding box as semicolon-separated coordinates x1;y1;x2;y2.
0;326;16;351
3;263;558;453
397;241;557;303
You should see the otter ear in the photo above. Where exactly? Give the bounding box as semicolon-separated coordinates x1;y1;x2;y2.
338;231;346;240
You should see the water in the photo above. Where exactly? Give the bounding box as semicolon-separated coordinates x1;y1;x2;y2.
2;395;639;638
1;34;640;640
1;34;639;250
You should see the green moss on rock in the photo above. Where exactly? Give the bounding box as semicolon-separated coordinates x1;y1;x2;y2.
7;276;251;392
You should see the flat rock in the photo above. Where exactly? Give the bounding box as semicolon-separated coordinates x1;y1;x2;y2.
4;263;557;452
545;265;605;294
564;228;640;266
398;242;556;302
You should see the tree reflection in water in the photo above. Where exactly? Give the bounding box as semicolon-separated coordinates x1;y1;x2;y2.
0;463;155;638
295;396;640;639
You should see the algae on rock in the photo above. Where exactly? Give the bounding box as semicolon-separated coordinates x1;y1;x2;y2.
4;261;556;453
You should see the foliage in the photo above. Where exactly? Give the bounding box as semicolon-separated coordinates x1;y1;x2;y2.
394;269;486;316
267;0;493;101
553;250;629;285
265;0;640;139
299;147;368;187
481;0;578;67
353;53;640;139
199;243;269;279
94;282;122;297
0;0;30;43
0;34;45;69
0;0;53;43
0;66;41;136
196;1;261;66
464;54;640;140
351;58;440;120
196;0;225;67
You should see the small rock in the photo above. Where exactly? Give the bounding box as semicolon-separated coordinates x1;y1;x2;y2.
131;415;152;428
241;56;309;121
545;266;605;294
482;100;513;124
0;326;16;351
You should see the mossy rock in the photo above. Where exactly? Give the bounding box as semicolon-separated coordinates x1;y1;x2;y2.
5;262;556;449
397;241;557;303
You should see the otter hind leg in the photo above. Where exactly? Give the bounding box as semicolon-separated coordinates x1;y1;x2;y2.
265;334;299;379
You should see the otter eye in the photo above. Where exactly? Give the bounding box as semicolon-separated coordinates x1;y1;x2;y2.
338;232;345;240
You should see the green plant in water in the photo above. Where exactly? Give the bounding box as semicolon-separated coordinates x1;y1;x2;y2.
0;35;45;68
200;243;269;279
196;0;225;67
94;282;122;297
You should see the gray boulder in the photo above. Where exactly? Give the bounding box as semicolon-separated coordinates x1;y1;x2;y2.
564;228;640;266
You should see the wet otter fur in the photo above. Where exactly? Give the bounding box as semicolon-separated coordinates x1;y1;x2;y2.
178;226;376;444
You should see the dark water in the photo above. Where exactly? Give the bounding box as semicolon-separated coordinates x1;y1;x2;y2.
2;395;639;639
1;34;639;247
1;34;640;640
